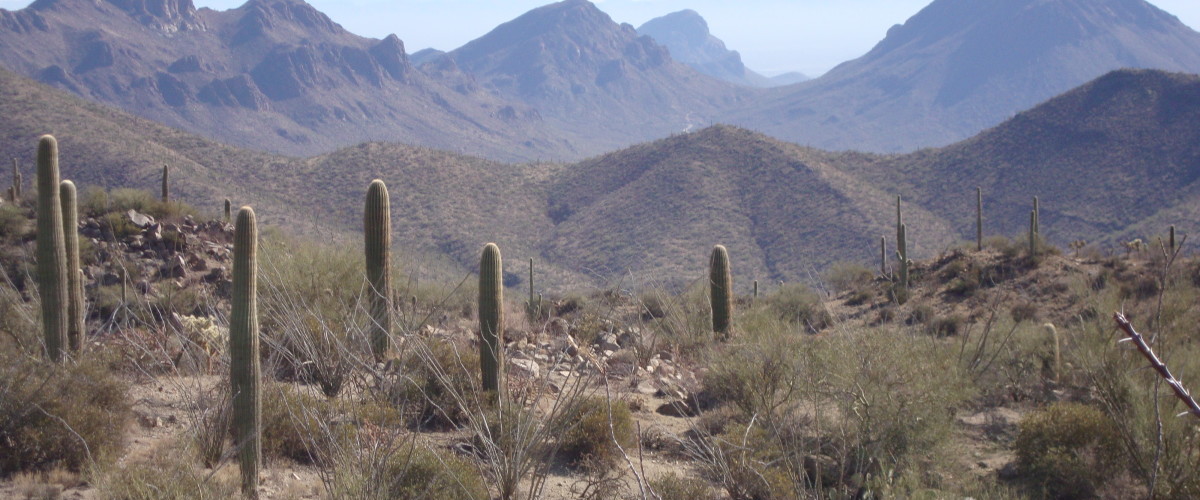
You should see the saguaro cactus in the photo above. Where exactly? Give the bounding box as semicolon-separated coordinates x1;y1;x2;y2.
479;243;504;393
61;180;84;354
976;187;983;252
224;198;232;223
897;223;911;291
161;164;169;203
710;245;733;340
364;180;391;361
525;257;541;322
1029;210;1037;256
12;158;21;202
36;136;68;362
880;236;887;276
229;207;260;498
1170;225;1176;254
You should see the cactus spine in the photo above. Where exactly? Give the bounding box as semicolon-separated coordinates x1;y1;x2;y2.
61;180;84;354
710;245;733;340
479;243;504;393
976;187;983;252
36;136;68;362
364;180;391;361
224;198;232;223
229;207;260;498
161;164;169;203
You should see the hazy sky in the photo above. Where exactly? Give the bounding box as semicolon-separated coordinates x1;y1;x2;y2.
2;0;1198;76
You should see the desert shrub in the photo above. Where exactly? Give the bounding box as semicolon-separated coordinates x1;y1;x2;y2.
331;446;488;500
1009;301;1038;323
766;283;831;332
928;313;965;337
0;357;130;475
1015;402;1122;499
0;204;29;243
384;339;479;429
99;212;140;239
645;281;714;360
96;448;237;499
825;261;873;294
700;328;803;423
650;473;722;500
558;396;635;471
0;281;38;358
1119;274;1160;301
260;384;340;465
698;422;799;500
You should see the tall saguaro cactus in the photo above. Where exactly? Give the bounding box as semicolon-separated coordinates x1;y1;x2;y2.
710;245;733;340
479;243;504;393
364;180;391;361
224;198;232;223
161;164;169;203
61;180;84;354
36;136;68;362
229;207;260;498
897;223;910;290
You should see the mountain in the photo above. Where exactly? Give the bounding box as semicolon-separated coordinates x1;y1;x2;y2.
7;58;1200;289
859;69;1200;248
636;9;778;88
727;0;1200;152
0;0;563;161
768;72;810;86
449;0;749;152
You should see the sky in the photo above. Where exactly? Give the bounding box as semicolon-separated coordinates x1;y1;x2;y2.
2;0;1198;77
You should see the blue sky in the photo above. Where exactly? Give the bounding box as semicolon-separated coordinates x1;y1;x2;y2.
2;0;1198;77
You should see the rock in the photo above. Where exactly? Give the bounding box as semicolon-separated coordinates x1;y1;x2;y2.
202;266;227;283
186;254;207;271
655;400;697;418
161;255;187;279
100;271;122;286
617;328;641;349
596;333;620;353
509;358;540;379
126;209;155;228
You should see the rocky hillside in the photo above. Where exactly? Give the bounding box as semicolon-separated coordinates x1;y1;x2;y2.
0;0;560;161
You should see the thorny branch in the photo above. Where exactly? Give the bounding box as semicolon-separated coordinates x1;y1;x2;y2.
1113;312;1200;420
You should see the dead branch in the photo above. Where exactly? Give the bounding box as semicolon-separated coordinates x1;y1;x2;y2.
1113;313;1200;419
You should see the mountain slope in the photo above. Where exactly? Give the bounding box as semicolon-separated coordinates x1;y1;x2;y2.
0;0;561;161
859;69;1200;247
449;0;749;152
636;10;778;88
727;0;1200;152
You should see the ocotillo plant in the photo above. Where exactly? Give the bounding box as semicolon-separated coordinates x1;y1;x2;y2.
479;243;504;394
224;198;232;223
364;180;391;361
710;245;733;340
161;164;169;203
229;207;260;498
976;187;983;252
61;180;84;354
36;136;68;362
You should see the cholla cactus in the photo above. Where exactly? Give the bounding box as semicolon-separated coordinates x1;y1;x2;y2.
36;136;68;361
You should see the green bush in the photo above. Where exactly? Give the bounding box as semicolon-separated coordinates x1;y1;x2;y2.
385;339;479;429
260;384;340;465
766;284;831;333
651;473;722;500
825;262;874;294
0;357;130;475
96;450;237;499
1015;402;1123;499
331;446;489;500
0;204;29;243
558;396;635;471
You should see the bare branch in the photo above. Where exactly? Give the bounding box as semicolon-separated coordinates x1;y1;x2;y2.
1113;313;1200;420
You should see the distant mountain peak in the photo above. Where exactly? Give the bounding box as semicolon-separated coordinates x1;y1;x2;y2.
638;9;782;87
27;0;203;30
